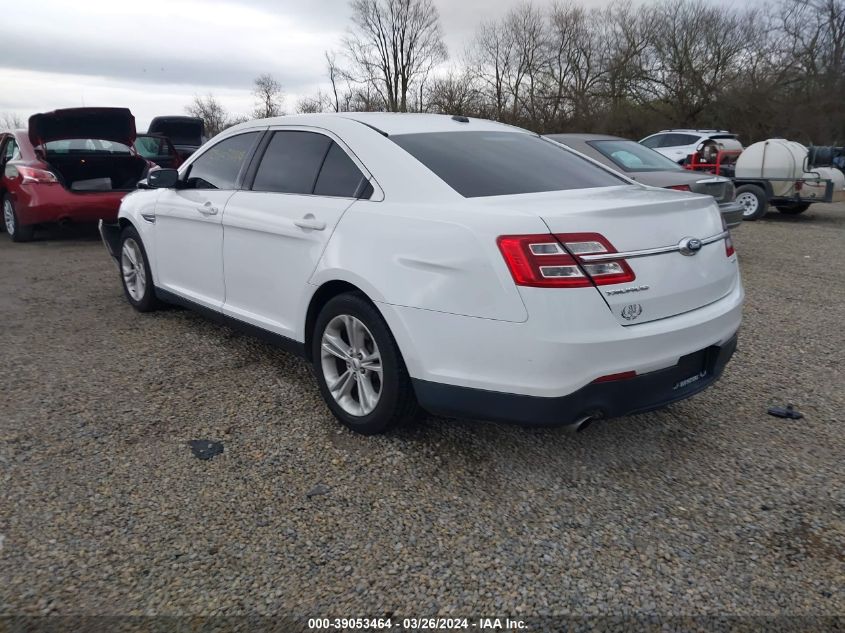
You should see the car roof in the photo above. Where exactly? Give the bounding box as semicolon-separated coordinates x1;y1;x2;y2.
230;112;525;136
546;133;625;142
653;129;733;134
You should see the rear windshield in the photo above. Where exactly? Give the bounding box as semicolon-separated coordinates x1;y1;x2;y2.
391;131;625;198
44;139;131;155
589;139;683;172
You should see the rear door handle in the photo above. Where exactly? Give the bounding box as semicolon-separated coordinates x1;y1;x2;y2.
198;201;218;216
294;215;325;231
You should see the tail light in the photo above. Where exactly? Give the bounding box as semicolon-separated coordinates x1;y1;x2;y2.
497;232;635;288
720;214;735;257
18;166;58;185
667;184;691;192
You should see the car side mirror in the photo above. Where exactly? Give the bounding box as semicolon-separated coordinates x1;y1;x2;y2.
147;168;179;189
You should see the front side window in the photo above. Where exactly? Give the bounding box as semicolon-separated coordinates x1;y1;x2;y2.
252;131;332;194
589;140;683;173
392;131;625;198
186;132;260;190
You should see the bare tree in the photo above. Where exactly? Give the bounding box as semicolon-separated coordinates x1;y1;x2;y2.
1;112;23;129
185;94;232;137
253;73;285;118
342;0;447;111
296;92;331;113
426;69;482;115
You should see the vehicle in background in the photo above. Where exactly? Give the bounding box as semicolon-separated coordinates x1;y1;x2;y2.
640;130;743;165
100;113;741;436
134;133;181;169
1;107;151;242
147;116;204;161
547;133;744;228
729;139;845;220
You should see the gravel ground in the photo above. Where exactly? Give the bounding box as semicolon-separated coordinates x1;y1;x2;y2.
0;205;843;628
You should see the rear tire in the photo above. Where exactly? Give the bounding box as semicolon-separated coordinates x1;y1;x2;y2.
735;185;768;221
2;195;35;242
312;293;418;435
118;225;160;312
776;203;810;215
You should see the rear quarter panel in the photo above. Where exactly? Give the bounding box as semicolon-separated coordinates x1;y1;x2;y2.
311;200;549;323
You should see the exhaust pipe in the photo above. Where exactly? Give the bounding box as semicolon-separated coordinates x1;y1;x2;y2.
566;410;604;433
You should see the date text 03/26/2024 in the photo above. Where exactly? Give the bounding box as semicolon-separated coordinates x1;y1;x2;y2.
307;617;527;630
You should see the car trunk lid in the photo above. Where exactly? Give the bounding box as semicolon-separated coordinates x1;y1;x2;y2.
483;186;738;325
29;107;136;147
147;116;204;148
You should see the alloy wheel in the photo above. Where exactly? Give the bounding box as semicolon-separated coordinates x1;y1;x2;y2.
121;238;147;301
737;192;759;217
3;199;15;236
320;314;383;416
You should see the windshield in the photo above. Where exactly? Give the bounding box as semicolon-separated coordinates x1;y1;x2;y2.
44;139;131;155
589;140;683;172
391;131;625;198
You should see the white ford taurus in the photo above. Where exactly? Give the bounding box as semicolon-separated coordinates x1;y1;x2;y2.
100;113;742;434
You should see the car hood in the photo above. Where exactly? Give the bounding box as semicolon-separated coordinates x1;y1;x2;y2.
29;107;136;147
147;116;203;146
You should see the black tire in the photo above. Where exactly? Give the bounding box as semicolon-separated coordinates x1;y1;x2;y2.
735;184;768;221
118;225;160;312
776;203;811;215
311;293;418;435
2;194;35;242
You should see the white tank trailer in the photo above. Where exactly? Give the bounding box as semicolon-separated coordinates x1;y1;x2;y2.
732;139;845;220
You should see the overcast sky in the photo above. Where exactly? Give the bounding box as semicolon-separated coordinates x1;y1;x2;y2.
2;0;754;130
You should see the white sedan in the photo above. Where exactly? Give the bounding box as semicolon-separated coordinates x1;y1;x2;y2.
100;113;743;434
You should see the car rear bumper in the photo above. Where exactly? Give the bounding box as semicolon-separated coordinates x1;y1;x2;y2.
13;184;125;226
718;201;744;228
413;333;738;427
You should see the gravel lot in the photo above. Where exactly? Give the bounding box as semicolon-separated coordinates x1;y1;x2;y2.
1;205;843;627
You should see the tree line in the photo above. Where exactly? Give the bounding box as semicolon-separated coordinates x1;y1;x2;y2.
291;0;844;145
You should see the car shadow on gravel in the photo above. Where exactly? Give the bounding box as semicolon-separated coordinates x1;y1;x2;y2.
760;211;844;227
5;222;102;242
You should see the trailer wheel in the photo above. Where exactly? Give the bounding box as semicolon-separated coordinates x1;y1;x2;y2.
775;203;810;215
735;185;768;221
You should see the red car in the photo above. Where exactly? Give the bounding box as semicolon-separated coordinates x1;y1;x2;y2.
0;107;151;242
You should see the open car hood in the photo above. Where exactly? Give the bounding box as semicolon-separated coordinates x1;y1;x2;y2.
29;107;136;147
147;116;203;147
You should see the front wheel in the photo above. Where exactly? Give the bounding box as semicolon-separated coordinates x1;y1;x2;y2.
735;184;769;221
119;226;160;312
3;195;35;242
312;293;418;434
776;203;810;215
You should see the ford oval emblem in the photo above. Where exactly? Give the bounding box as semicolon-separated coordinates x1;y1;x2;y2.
679;237;703;256
621;304;643;321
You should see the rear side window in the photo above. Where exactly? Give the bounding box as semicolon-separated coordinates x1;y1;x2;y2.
391;131;624;198
252;131;331;194
641;135;664;148
662;134;699;147
186;132;260;190
314;142;366;197
2;137;18;161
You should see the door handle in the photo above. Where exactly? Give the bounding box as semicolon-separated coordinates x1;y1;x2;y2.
198;201;218;216
294;215;325;231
